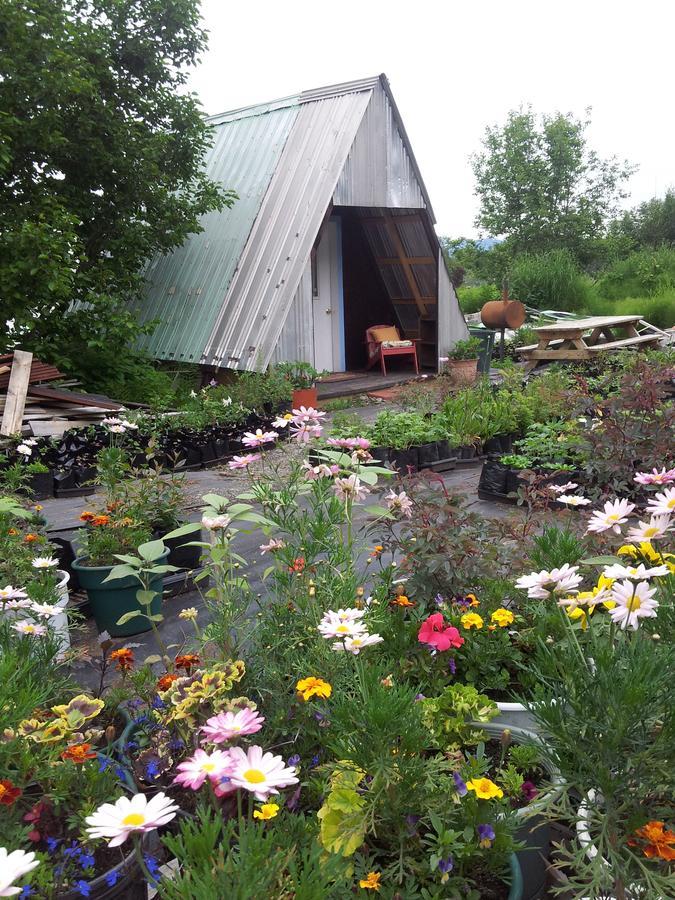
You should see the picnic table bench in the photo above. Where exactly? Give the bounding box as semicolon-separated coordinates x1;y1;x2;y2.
517;315;662;371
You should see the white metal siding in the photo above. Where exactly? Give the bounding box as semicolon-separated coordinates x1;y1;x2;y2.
270;264;314;366
437;254;469;366
333;84;427;210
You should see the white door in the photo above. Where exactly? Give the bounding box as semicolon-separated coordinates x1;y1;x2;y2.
312;220;343;372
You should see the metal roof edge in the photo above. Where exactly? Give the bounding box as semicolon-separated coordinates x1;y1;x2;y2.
376;73;437;223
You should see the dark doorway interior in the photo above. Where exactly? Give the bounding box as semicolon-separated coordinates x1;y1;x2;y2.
338;209;395;370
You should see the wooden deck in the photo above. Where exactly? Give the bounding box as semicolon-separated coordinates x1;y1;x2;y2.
317;370;427;399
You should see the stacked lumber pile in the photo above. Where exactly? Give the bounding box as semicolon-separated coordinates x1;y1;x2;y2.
0;350;124;438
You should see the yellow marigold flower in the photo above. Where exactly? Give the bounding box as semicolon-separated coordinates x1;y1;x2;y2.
490;609;514;627
359;871;382;891
296;677;332;701
466;592;480;607
253;803;279;820
466;777;504;799
461;612;484;630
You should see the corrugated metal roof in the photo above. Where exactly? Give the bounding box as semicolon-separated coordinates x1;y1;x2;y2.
136;73;454;368
203;89;372;369
136;104;299;362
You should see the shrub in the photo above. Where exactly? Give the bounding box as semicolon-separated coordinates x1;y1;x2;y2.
455;283;500;313
509;249;592;311
584;290;675;329
595;247;675;300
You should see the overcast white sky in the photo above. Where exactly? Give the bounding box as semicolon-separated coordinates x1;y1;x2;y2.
189;0;674;238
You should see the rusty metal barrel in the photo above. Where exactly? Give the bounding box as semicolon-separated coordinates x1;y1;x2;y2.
480;297;526;330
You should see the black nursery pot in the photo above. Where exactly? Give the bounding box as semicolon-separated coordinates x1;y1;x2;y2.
458;444;477;460
483;436;503;455
24;470;54;500
479;458;508;494
370;446;392;464
159;531;203;571
435;439;453;461
417;441;439;468
506;468;524;494
390;447;419;473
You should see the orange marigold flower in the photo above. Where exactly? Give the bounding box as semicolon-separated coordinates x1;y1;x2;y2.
175;654;200;672
0;779;22;806
157;673;179;692
117;516;134;527
359;871;382;891
390;595;415;608
91;515;110;527
80;511;96;522
24;533;38;543
370;545;384;558
110;648;134;671
7;528;18;536
634;821;675;861
61;743;97;764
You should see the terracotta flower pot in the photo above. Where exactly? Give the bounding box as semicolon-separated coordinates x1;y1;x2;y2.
292;387;318;409
447;358;479;384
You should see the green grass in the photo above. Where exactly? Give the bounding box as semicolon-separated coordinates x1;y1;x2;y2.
583;290;675;329
322;396;366;412
456;283;500;313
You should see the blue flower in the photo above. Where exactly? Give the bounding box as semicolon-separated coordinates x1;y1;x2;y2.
168;737;185;752
127;698;144;710
309;754;320;768
151;695;166;710
287;754;301;767
63;841;82;860
46;837;60;854
98;756;112;772
132;714;149;726
123;740;138;751
20;887;35;898
105;870;121;887
75;880;91;897
79;852;95;870
145;760;160;781
452;772;468;797
114;766;127;782
144;856;160;882
477;823;496;848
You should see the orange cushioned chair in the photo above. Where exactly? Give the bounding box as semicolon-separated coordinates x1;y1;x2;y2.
365;325;419;376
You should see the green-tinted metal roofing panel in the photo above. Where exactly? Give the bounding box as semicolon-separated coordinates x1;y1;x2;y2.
136;102;300;363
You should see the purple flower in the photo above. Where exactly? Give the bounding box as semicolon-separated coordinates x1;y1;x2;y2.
168;736;185;752
521;780;538;802
286;784;302;811
405;814;420;835
414;693;425;702
310;753;320;768
151;695;166;710
434;594;445;606
105;871;120;887
477;823;495;847
75;881;91;897
438;856;454;882
448;657;456;675
127;698;144;711
453;772;468;796
288;754;301;767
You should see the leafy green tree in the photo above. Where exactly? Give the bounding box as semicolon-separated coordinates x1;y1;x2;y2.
0;0;234;377
471;108;635;261
609;189;675;250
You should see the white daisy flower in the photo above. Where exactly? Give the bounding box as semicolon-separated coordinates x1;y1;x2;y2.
556;494;592;506
586;499;636;535
12;622;47;637
0;586;28;602
31;557;59;569
608;580;659;630
602;563;670;580
16;444;32;457
85;792;179;848
549;482;578;494
515;564;583;599
0;847;39;897
626;516;672;543
30;603;61;618
226;745;298;801
318;615;367;640
646;488;675;517
332;632;384;654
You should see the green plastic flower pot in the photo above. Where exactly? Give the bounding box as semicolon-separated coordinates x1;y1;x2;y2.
508;851;524;900
72;551;169;638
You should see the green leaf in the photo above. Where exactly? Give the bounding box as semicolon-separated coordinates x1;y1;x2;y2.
262;565;275;581
113;554;142;565
161;522;201;540
116;610;142;625
103;564;137;583
146;613;164;622
364;505;394;519
581;555;622;565
202;493;227;509
136;589;157;606
138;539;166;561
144;654;162;665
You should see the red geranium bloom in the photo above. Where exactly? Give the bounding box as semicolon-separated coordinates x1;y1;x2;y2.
418;613;464;652
289;557;306;573
0;779;21;806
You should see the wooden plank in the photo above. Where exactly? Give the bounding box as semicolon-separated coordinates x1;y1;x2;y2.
383;215;428;316
376;256;435;265
587;335;660;352
1;350;32;436
534;315;641;334
26;384;123;410
522;348;593;360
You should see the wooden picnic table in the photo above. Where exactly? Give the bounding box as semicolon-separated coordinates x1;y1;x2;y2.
517;315;661;370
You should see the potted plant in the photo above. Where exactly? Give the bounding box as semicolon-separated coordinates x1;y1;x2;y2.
445;336;483;384
275;361;327;410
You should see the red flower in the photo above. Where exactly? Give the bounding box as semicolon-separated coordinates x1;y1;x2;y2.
418;613;464;652
157;673;179;692
289;557;305;573
175;654;200;672
110;647;134;671
0;779;21;806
